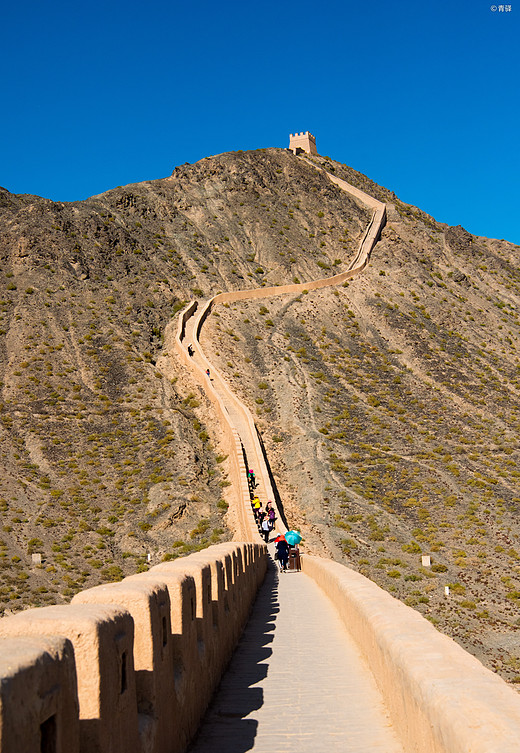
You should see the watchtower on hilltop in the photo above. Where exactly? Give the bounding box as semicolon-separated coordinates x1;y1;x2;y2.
289;131;318;155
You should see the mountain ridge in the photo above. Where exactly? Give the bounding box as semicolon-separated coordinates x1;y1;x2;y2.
2;147;520;683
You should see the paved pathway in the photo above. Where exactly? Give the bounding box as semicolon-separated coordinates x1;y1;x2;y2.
189;563;404;753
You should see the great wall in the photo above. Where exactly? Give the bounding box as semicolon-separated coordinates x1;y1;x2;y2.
2;146;520;752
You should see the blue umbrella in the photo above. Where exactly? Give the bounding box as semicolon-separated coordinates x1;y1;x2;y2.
284;530;302;545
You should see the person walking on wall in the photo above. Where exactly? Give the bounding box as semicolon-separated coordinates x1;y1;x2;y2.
276;538;289;572
252;496;261;520
261;517;271;543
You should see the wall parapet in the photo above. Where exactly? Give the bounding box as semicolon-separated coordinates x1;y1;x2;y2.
0;542;267;753
302;555;520;753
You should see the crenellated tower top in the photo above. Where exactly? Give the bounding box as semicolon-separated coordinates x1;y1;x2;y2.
289;131;318;155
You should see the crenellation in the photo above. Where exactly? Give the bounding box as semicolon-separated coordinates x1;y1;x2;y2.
73;579;175;753
0;604;138;753
0;542;267;753
289;130;318;155
0;635;80;753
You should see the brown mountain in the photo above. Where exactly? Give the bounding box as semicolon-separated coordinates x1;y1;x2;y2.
2;147;520;683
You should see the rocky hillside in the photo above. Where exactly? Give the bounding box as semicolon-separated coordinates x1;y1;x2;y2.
2;147;520;683
0;149;368;607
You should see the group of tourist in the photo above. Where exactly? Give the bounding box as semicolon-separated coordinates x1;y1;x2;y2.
189;333;299;575
249;469;277;542
248;468;297;572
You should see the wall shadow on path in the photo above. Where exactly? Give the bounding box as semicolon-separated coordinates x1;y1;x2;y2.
255;428;289;530
187;561;280;753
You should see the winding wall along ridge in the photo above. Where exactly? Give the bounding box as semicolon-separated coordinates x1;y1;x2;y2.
172;304;257;541
172;155;520;753
172;158;387;543
2;156;520;753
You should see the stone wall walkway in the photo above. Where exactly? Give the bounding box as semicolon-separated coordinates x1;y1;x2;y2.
183;313;273;517
174;157;387;546
188;563;404;753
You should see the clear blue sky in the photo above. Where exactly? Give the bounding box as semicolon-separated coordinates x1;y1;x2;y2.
1;0;518;243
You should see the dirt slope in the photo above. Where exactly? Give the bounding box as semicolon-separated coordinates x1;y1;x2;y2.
2;148;520;683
